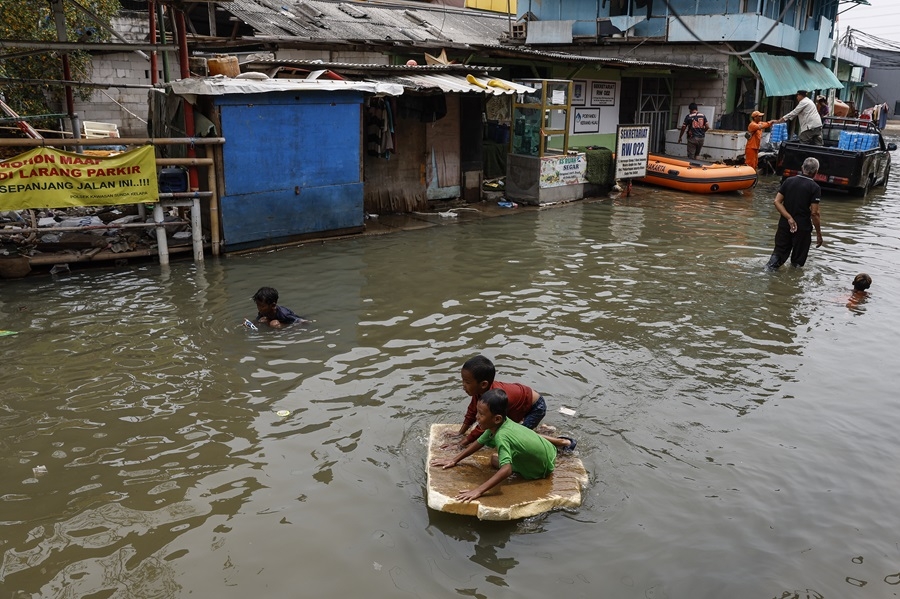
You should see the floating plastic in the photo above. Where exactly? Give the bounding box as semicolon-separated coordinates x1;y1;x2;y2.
243;318;258;331
276;410;291;417
33;465;47;476
559;406;577;416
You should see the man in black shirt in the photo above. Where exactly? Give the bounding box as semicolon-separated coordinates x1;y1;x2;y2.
766;157;824;269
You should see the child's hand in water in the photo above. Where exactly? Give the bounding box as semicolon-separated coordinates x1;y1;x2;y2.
431;458;458;469
440;432;464;450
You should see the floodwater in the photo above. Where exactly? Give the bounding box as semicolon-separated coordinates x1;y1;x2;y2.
2;148;900;599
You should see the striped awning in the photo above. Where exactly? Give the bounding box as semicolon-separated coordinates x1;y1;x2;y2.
750;52;844;98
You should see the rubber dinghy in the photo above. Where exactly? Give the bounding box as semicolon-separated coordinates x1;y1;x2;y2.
637;154;757;193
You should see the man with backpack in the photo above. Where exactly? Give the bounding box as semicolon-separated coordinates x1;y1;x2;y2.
678;103;710;160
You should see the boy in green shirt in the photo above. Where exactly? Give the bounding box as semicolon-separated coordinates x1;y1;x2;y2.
432;389;567;502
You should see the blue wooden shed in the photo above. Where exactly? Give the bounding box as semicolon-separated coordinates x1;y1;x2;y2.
172;78;403;252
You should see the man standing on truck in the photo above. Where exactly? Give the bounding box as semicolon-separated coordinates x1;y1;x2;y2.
776;90;823;145
766;157;824;269
678;103;710;159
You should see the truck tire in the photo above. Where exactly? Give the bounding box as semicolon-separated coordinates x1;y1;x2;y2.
852;175;873;197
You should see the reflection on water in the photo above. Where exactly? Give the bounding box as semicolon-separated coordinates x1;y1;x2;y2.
2;157;900;597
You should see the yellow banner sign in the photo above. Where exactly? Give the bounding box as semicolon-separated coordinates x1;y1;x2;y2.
0;146;159;210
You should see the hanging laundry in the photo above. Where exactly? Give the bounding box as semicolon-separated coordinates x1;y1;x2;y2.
366;98;395;159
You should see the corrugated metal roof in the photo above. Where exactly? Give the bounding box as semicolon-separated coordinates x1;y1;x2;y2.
237;59;531;94
750;52;844;97
377;74;533;95
167;72;530;98
211;1;721;74
169;76;405;98
244;58;503;73
478;44;718;73
220;0;508;46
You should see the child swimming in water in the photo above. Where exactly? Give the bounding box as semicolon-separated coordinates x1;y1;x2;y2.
847;273;872;310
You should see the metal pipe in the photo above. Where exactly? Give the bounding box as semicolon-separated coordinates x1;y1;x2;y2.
153;202;169;266
191;197;203;262
26;244;195;266
157;191;213;199
149;0;159;85
0;39;176;52
0;220;189;235
0;137;224;147
156;157;214;166
173;8;201;193
158;3;171;83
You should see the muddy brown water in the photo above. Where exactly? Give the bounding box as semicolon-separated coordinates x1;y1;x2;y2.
2;141;900;597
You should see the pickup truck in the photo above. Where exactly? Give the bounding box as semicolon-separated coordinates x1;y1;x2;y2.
775;117;897;196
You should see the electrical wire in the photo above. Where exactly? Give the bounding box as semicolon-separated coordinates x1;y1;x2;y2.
844;29;900;69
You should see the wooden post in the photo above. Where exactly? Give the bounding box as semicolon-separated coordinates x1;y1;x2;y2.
206;160;220;256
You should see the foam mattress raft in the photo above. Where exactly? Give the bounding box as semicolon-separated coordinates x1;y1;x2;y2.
426;423;589;521
637;153;758;194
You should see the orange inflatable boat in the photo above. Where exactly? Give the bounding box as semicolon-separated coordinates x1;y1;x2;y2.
637;154;758;193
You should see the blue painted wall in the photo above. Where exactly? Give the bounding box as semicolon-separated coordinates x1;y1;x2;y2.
523;0;836;45
215;91;364;251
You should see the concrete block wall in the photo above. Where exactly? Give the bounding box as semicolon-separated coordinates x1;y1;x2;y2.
70;12;155;137
110;11;151;42
73;50;156;138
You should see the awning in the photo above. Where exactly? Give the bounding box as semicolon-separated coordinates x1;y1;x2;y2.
750;52;843;97
170;74;534;103
169;75;405;102
377;74;535;95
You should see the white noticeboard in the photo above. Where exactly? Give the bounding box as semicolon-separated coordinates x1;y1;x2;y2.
615;124;651;180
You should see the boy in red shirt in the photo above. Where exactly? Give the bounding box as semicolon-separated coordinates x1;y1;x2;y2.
448;354;576;451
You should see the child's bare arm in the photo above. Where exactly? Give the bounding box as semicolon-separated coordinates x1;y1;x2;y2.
457;464;513;502
440;429;466;450
431;442;482;469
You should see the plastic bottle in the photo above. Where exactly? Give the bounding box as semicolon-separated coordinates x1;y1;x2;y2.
243;318;258;331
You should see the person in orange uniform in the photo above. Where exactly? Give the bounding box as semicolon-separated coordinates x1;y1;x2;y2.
745;110;773;171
